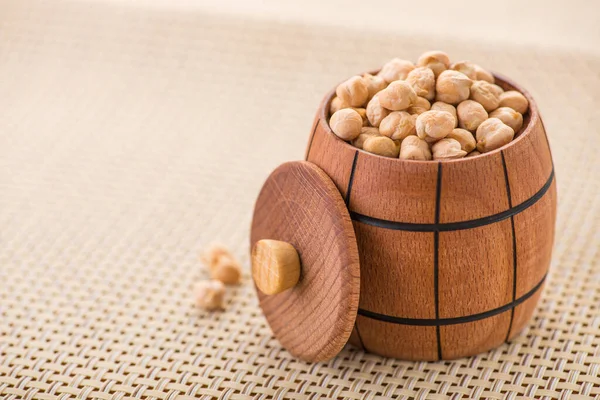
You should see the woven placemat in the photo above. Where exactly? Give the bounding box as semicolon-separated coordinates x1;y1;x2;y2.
1;1;599;399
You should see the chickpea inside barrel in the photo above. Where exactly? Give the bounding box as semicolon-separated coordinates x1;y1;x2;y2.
328;51;529;160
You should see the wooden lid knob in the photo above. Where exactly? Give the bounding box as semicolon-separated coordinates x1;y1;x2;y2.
252;239;301;295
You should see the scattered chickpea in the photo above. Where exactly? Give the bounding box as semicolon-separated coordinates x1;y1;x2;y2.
200;243;230;268
474;64;495;83
498;90;529;114
379;111;416;140
457;100;488;131
194;280;225;311
450;61;477;80
330;108;363;140
432;138;468;160
466;150;481;157
366;94;391;127
406;67;436;100
363;136;400;158
447;128;476;153
416;110;455;142
476;118;515;153
407;97;431;115
399;136;432;160
435;70;472;105
352;127;380;149
378;58;415;83
378;80;417;111
417;50;451;77
470;80;503;112
352;107;369;126
336;76;369;107
211;254;242;285
489;107;523;133
329;96;349;115
431;101;458;128
363;73;387;100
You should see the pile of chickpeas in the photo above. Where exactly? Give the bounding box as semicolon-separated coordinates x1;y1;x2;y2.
328;51;529;160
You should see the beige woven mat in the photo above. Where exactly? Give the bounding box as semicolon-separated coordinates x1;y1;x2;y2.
1;1;600;399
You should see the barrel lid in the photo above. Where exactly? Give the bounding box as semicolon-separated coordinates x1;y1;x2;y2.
250;161;360;362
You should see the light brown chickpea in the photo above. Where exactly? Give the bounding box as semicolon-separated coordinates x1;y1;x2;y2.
211;255;242;285
200;243;230;267
378;58;415;83
416;110;455;142
435;70;472;105
378;80;417;111
336;75;369;107
363;136;400;158
457;100;488;131
474;64;495;83
352;127;380;149
431;101;458;128
330;108;363;140
406;67;436;100
379;111;416;141
447;128;476;153
366;94;391;127
399;136;432;160
489;107;523;133
363;73;387;100
329;97;349;115
498;90;529;114
352;107;369;126
417;50;450;77
432;138;467;160
476;118;515;153
407;96;431;115
450;61;477;80
194;280;225;311
466;150;481;157
470;80;503;112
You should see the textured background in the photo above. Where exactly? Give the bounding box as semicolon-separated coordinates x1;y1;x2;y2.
1;0;599;399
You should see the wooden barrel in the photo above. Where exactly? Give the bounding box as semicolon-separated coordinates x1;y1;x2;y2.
305;75;556;360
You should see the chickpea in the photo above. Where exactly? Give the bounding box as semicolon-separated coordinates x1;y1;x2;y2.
363;136;400;158
366;94;391;127
417;50;451;77
476;118;515;153
399;136;432;161
330;108;363;140
447;128;476;153
378;58;415;83
432;138;468;160
435;70;472;105
363;73;387;100
336;76;369;107
194;280;225;311
431;101;458;128
200;243;230;267
470;80;503;112
378;80;417;111
450;61;477;80
416;110;455;142
352;127;380;149
474;64;495;83
498;90;529;114
329;96;349;115
406;67;435;100
489;107;523;133
379;111;416;140
466;150;481;157
407;96;431;115
352;107;369;126
457;100;488;131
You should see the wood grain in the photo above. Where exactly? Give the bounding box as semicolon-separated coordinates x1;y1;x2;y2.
252;239;301;296
253;74;556;361
250;161;360;362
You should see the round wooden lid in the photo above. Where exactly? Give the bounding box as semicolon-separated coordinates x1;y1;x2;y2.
250;161;360;362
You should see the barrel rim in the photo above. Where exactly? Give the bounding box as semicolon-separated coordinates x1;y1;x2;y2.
319;70;540;164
